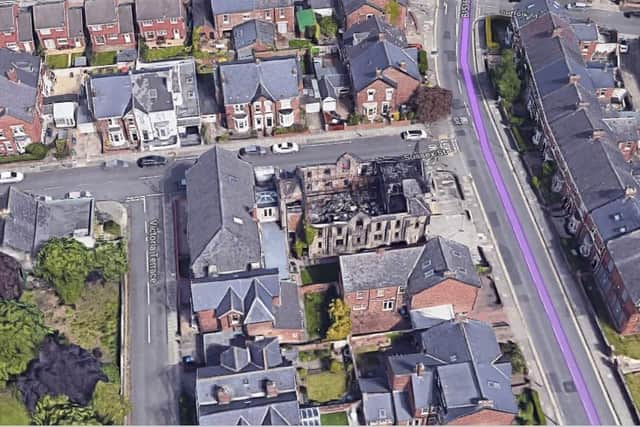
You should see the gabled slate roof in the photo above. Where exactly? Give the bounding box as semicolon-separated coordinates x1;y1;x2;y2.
186;146;261;274
343;15;406;48
17;8;34;42
117;4;134;33
87;73;133;119
84;0;117;26
211;0;293;16
232;19;276;51
219;57;300;105
68;7;84;37
33;1;65;30
135;0;183;21
0;48;40;123
0;5;14;32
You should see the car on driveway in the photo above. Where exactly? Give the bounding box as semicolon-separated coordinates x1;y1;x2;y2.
66;190;93;199
271;141;300;154
239;145;268;156
453;116;469;126
401;129;427;140
619;39;629;53
0;171;24;184
137;155;168;168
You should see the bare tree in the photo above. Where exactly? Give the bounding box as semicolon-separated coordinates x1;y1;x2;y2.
410;85;453;123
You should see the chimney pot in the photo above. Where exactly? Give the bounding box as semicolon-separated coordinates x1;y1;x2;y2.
569;73;580;84
625;186;637;199
399;61;406;70
592;128;605;140
552;27;563;38
415;362;425;377
265;380;278;398
216;386;231;405
375;67;382;77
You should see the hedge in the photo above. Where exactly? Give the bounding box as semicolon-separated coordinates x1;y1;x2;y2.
0;143;49;164
485;17;500;50
418;49;429;74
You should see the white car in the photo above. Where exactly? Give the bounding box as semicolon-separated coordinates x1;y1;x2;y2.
271;141;300;154
66;190;93;199
401;129;428;140
619;40;629;54
0;171;24;184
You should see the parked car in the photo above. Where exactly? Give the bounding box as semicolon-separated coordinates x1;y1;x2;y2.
401;129;428;140
453;116;469;125
271;141;300;154
619;39;629;53
239;145;267;156
66;190;93;199
0;171;24;184
137;155;168;168
566;1;589;8
103;159;130;168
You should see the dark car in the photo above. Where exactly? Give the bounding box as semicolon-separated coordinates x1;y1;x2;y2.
137;155;168;168
239;145;268;156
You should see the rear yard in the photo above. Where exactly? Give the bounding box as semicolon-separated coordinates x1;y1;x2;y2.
300;263;339;285
320;412;348;425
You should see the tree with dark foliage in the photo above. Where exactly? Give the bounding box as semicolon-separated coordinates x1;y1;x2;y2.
409;85;453;123
0;253;23;301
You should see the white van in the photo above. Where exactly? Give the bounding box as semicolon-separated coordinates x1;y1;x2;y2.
566;2;590;9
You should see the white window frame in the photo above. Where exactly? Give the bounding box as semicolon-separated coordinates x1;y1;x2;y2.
170;17;179;24
367;89;375;101
254;102;262;113
0;130;5;139
10;125;25;136
356;291;365;300
145;31;155;39
91;24;103;31
5;42;17;51
353;304;367;311
142;20;153;26
222;14;230;24
157;29;168;36
108;33;119;40
243;13;251;20
94;34;106;44
40;28;51;35
385;88;393;101
278;7;286;18
156;18;165;24
376;289;385;297
233;104;245;113
57;37;68;45
398;286;406;294
382;299;394;311
265;10;272;19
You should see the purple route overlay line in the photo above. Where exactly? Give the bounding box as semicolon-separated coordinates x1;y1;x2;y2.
457;3;601;425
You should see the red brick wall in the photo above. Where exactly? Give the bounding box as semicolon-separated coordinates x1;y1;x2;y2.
196;309;220;333
410;279;478;314
213;6;294;38
244;321;305;342
223;95;301;133
138;17;186;43
88;19;135;50
0;112;42;156
300;283;332;295
355;70;419;118
448;409;515;425
344;286;406;334
35;2;85;51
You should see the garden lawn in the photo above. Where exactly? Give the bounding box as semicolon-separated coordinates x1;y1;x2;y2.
320;412;348;425
143;45;190;62
603;322;640;359
46;54;69;69
625;373;640;412
91;51;117;66
0;390;30;425
300;263;339;285
306;371;347;403
304;291;331;339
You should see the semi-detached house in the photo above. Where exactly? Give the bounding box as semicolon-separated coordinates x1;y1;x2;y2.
0;4;35;53
33;0;85;52
84;0;135;51
218;56;301;135
511;0;640;334
210;0;294;39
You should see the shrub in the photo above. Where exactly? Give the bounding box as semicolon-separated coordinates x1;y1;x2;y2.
485;17;500;50
297;367;308;381
319;16;338;38
418;49;428;74
25;143;49;159
103;220;121;237
531;176;540;188
289;39;314;49
329;360;343;374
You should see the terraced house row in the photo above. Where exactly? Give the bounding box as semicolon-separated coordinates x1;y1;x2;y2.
0;0;186;54
510;0;640;334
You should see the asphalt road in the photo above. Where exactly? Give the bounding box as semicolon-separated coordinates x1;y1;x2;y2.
435;0;617;423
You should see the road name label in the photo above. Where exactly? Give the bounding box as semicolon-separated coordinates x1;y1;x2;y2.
148;218;160;285
460;0;470;18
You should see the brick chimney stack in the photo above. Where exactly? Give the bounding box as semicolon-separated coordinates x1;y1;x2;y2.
216;386;231;405
569;73;580;84
415;362;425;377
591;128;605;140
625;186;637;199
6;67;18;83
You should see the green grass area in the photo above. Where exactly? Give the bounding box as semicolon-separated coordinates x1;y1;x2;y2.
289;39;315;49
500;341;527;375
516;389;546;425
46;54;69;69
625;373;640;412
142;44;191;62
485;16;500;50
0;143;49;164
320;412;349;425
91;51;117;66
512;126;528;152
300;263;339;285
603;322;640;359
306;371;347;403
0;389;30;425
303;291;332;339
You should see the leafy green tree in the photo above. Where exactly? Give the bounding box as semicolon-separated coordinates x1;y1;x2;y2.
0;301;50;386
492;49;521;104
0;388;31;425
35;238;93;305
384;0;401;24
92;241;128;283
32;395;100;426
90;381;131;425
326;298;351;341
319;16;338;38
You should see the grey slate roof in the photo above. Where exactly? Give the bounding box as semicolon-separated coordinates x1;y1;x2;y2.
570;22;598;42
68;7;84;37
219;56;300;105
135;0;183;20
372;319;516;424
193;0;214;28
211;0;293;16
199;397;300;425
606;230;640;305
591;198;640;242
343;15;406;48
339;246;423;292
347;40;420;92
0;5;14;32
132;71;174;113
84;0;117;25
186;146;261;275
361;392;395;424
33;1;65;30
0;48;40;123
339;237;480;294
17;8;34;42
407;236;481;293
232;19;276;51
87;73;133;119
1;188;94;255
309;0;334;10
118;4;134;33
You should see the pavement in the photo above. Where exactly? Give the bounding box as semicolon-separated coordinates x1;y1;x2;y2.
426;0;631;423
